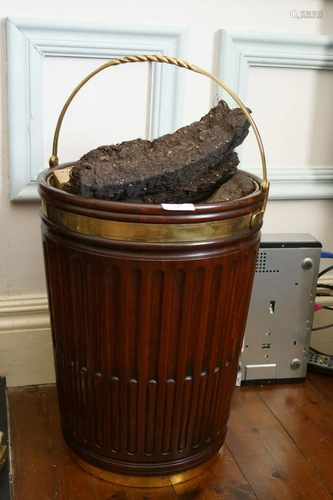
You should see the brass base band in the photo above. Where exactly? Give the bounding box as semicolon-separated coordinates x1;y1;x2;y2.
42;200;262;243
68;448;223;488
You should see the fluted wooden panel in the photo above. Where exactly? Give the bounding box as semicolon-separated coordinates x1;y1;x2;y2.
42;228;259;476
145;379;157;455
192;372;208;447
110;377;120;452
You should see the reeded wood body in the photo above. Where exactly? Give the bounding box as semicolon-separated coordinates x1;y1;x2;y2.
39;168;263;477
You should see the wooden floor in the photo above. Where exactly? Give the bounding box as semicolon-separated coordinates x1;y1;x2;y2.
7;373;333;500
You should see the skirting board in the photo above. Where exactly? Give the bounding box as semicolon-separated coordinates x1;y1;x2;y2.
0;295;55;387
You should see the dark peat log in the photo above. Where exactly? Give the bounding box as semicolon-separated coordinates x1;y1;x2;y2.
206;171;257;203
63;100;251;202
126;152;239;204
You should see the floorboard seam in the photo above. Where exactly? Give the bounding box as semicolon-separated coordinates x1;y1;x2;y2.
257;387;333;496
89;474;97;500
305;379;333;409
170;483;178;498
222;444;258;499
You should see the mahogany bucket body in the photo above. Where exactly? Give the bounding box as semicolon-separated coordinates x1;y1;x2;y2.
38;167;264;483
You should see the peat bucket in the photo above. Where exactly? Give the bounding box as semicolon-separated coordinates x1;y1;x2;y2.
38;55;269;487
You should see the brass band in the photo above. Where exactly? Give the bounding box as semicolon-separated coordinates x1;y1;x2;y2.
42;200;262;243
69;448;223;487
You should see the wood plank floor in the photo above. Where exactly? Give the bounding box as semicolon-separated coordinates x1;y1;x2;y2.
7;373;333;499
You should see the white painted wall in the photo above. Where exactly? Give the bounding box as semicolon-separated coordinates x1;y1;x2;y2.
1;0;333;385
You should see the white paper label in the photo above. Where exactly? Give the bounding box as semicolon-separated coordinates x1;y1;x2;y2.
161;203;195;211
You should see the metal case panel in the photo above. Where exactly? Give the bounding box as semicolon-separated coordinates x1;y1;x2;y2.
240;234;321;383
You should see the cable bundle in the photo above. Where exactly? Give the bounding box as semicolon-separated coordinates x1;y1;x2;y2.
312;251;333;351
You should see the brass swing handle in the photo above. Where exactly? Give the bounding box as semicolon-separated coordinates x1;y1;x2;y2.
0;431;8;472
49;54;269;213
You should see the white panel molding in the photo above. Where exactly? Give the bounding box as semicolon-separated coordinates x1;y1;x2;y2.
218;30;333;200
249;166;333;199
0;294;55;387
6;17;188;201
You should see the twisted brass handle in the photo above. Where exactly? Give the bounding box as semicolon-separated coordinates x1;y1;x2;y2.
49;54;269;211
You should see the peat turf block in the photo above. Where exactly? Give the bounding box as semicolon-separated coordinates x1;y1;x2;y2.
126;152;239;204
63;100;251;202
206;171;257;203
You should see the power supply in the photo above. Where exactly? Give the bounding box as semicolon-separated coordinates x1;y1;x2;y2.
239;234;321;385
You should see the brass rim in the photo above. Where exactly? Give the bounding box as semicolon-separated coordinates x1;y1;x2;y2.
48;54;269;214
42;200;263;242
69;448;223;488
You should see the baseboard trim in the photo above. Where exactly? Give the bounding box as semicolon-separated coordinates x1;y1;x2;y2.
0;294;55;387
0;294;50;333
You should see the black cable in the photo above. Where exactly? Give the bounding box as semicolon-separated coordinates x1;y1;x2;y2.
310;346;333;357
312;323;333;332
312;304;333;330
311;264;333;339
317;283;333;291
318;265;333;279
